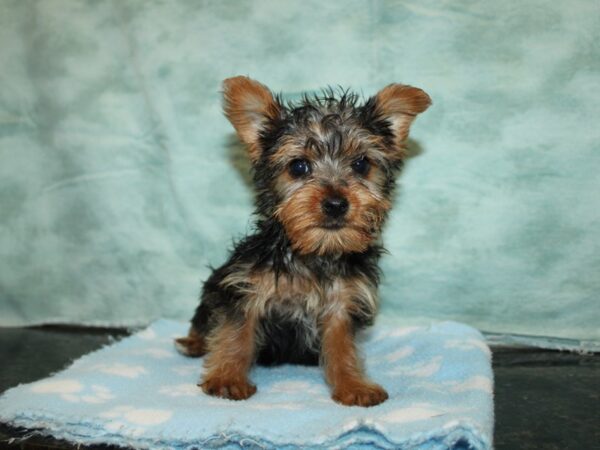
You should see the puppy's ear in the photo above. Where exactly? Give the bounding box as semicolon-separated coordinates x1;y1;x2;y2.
222;76;281;162
371;84;431;148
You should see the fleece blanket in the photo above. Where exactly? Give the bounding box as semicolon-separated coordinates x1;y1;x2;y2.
0;0;599;350
0;320;493;449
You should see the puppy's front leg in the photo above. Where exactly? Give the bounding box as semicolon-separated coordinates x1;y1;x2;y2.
200;314;257;400
321;311;388;407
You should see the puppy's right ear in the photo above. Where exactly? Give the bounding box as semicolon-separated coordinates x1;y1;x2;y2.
222;76;281;163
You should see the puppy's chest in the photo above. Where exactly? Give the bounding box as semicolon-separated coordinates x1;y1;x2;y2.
248;271;330;319
220;261;378;321
247;271;376;324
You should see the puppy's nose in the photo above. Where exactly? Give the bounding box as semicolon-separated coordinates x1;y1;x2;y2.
321;196;349;218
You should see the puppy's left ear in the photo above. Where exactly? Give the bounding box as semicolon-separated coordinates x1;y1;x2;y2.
222;76;281;163
371;84;431;148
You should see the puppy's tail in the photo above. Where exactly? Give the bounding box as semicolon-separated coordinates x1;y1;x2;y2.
174;327;206;357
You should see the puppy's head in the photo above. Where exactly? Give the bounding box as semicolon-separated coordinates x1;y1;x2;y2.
223;76;430;256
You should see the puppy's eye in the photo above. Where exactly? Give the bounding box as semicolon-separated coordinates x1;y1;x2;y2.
351;156;370;175
288;158;311;178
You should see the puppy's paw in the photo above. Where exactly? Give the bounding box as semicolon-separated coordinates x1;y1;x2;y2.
199;377;257;400
332;381;388;407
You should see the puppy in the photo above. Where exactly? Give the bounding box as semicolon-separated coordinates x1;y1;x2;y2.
176;76;430;407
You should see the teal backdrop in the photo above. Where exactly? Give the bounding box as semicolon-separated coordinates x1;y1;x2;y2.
0;0;598;349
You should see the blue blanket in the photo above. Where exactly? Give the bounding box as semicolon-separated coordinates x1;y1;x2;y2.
0;320;493;449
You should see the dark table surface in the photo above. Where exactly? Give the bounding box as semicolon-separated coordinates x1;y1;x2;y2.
0;326;598;450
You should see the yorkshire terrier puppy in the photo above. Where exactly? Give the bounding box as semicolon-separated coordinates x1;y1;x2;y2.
176;76;430;407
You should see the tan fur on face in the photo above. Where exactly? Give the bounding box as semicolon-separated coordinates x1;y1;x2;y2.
264;118;395;256
222;76;281;162
275;180;391;256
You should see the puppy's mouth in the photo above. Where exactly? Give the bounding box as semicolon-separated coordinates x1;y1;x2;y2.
320;224;344;230
318;219;346;230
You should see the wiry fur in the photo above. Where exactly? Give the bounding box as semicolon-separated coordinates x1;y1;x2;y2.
176;76;431;406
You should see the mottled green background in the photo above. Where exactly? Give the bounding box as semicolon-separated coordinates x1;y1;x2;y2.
0;1;598;347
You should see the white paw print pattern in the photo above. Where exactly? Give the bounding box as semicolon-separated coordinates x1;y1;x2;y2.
371;346;415;364
372;326;422;342
264;380;330;407
170;365;198;376
158;383;199;397
385;346;415;362
137;328;157;340
445;339;492;358
92;363;147;378
412;376;493;395
386;356;443;377
267;380;324;395
30;379;114;403
100;406;173;437
248;402;303;411
449;376;493;394
381;403;445;424
132;347;175;359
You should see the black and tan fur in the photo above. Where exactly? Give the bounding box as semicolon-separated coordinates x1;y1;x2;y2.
176;76;431;407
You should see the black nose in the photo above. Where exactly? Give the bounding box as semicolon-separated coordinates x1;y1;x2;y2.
321;196;349;218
